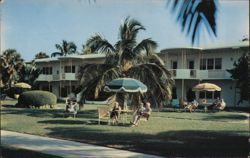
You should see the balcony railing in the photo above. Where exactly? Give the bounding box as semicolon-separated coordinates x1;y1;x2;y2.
37;73;77;81
61;73;77;80
168;69;231;79
36;74;53;81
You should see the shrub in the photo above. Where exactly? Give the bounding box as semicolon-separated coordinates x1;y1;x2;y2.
16;90;57;108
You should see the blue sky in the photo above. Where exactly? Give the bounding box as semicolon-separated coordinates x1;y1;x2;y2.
1;0;249;61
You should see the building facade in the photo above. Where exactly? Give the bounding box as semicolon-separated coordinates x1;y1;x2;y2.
158;42;249;107
35;54;105;98
35;42;249;107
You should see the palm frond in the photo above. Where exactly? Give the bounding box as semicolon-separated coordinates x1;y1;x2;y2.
169;0;217;45
147;54;165;66
94;67;121;98
127;63;174;102
86;34;115;53
55;44;63;53
51;52;63;58
119;16;145;41
133;38;157;56
66;42;77;54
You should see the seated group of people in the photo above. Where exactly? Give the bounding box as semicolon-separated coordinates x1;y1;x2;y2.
208;97;226;110
178;97;226;112
109;101;152;127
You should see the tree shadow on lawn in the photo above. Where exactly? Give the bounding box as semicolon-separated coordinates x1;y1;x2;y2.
202;114;248;121
38;119;98;125
1;106;98;119
44;125;249;158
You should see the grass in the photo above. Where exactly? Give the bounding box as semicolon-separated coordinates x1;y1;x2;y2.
1;100;249;157
1;145;62;158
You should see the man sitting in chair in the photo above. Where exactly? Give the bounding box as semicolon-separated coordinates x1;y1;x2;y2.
65;98;79;118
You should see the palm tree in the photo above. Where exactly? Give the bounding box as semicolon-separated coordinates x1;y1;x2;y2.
0;49;24;89
77;17;174;108
168;0;218;45
18;61;42;88
35;52;49;59
51;40;77;57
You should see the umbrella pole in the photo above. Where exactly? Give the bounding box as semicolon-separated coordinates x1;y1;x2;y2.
124;93;129;110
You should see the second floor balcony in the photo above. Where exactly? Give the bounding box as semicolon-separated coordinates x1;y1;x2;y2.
36;73;77;81
169;69;232;80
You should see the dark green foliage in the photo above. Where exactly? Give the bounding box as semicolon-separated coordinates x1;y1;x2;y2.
227;53;249;103
16;90;57;108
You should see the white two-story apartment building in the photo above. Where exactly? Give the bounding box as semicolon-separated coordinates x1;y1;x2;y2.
35;42;249;107
158;42;249;107
35;54;105;98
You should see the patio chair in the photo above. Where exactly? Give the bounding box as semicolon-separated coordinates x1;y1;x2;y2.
97;106;111;125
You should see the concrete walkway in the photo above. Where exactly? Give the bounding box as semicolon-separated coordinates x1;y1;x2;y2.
1;130;163;158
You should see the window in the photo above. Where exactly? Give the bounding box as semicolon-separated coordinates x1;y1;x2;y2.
64;66;75;73
172;61;178;69
42;67;52;74
188;61;194;69
200;58;222;70
215;58;222;69
200;59;206;70
199;91;220;99
207;59;214;70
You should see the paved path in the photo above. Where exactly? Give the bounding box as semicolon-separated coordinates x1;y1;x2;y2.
1;130;163;158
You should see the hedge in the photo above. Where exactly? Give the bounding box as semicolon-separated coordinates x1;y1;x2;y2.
16;90;57;108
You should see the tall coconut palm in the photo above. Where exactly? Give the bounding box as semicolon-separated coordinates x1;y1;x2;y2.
78;17;174;108
0;49;24;89
168;0;218;45
51;40;77;57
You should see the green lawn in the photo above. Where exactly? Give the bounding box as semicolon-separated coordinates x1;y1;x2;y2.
1;100;249;157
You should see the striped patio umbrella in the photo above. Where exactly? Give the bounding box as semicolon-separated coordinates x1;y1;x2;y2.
104;78;147;93
15;82;32;89
192;83;221;92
